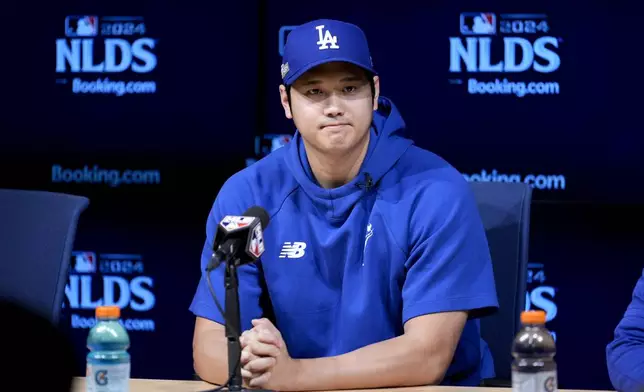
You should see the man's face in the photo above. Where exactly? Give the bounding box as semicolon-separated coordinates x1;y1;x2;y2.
279;62;379;156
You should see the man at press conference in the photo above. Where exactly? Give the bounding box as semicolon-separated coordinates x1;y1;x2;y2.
606;268;644;392
189;19;499;391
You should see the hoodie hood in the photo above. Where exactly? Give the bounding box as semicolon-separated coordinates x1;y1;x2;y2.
284;96;413;220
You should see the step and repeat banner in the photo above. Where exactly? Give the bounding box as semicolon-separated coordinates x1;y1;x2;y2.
1;0;261;382
1;0;642;390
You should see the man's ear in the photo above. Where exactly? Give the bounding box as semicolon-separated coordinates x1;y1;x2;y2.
372;76;380;111
279;85;293;119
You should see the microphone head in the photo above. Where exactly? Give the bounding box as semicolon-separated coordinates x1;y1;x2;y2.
213;206;270;265
243;206;270;230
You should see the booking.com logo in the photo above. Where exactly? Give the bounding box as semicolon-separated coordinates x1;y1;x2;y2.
467;78;560;97
52;165;161;187
72;77;157;96
463;169;566;190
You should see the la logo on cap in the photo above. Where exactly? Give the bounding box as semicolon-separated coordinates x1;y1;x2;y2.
315;25;339;50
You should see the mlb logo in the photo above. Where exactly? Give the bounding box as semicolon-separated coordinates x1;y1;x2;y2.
271;134;292;152
278;25;297;56
460;12;496;35
248;224;265;259
220;216;256;232
65;15;98;37
71;251;97;273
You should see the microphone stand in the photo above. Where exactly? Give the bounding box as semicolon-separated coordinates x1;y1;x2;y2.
203;244;273;392
224;255;243;392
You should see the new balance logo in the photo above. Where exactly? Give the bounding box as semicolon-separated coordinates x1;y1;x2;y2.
279;242;307;258
315;25;339;50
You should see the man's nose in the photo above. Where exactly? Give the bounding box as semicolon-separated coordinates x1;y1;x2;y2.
323;94;344;117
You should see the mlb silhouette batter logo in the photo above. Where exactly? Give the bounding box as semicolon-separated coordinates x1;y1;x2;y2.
271;135;291;152
73;251;96;273
460;12;496;35
220;216;256;232
65;15;98;37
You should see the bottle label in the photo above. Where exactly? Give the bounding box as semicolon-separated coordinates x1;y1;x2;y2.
512;370;557;392
86;363;130;392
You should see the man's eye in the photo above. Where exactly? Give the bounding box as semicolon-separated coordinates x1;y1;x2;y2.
343;86;357;93
307;89;322;95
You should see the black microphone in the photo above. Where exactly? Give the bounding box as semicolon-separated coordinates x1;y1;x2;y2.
206;206;270;272
357;172;374;191
365;173;374;189
202;206;272;392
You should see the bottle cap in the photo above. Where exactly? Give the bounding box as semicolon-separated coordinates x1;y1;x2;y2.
96;305;120;319
521;310;546;324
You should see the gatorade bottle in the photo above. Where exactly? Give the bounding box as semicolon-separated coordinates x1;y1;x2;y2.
511;310;557;392
86;305;131;392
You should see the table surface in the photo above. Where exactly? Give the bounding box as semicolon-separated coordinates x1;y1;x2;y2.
71;377;612;392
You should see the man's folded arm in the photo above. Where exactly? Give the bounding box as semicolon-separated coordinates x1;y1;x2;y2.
294;311;468;390
193;317;229;385
293;180;499;390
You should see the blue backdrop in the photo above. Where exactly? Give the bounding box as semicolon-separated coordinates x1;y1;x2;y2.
1;0;642;390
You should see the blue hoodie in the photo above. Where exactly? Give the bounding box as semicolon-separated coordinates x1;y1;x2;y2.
190;96;499;386
606;268;644;392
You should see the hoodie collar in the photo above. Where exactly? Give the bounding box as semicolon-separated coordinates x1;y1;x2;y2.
284;96;413;218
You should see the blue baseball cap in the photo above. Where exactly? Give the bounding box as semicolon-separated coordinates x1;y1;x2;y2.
280;19;377;86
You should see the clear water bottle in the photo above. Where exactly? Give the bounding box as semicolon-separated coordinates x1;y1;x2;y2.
511;310;557;392
86;305;131;392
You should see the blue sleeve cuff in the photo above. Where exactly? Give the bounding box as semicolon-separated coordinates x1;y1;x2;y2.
403;295;499;324
189;274;227;326
189;299;225;326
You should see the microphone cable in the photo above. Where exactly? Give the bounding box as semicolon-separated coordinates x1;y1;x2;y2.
199;255;242;392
